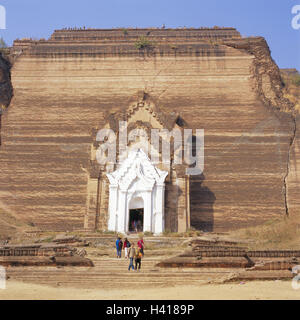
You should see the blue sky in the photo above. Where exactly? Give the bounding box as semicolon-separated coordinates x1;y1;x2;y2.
0;0;299;70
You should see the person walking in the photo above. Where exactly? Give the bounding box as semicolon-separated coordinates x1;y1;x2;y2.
135;246;142;271
128;243;136;271
116;236;122;258
118;238;123;258
137;237;145;257
137;220;142;232
123;237;131;259
134;220;138;233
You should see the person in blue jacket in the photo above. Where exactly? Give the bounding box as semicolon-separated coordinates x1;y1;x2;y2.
116;236;122;258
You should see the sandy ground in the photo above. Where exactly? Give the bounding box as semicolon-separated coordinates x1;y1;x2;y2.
0;280;300;300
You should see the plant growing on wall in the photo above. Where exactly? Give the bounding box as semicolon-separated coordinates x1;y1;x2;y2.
134;36;153;50
0;37;7;48
0;37;10;58
292;74;300;86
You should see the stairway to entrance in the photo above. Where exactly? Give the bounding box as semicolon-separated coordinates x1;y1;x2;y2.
6;254;237;289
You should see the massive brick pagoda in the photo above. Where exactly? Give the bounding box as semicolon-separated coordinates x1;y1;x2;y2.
0;27;298;233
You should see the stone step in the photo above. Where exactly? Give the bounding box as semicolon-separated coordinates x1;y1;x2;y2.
157;257;254;268
4;255;242;289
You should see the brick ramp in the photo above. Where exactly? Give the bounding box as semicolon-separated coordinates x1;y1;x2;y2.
0;243;75;257
158;238;300;271
157;257;253;268
0;256;93;267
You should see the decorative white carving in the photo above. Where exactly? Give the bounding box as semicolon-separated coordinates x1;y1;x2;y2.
107;149;168;234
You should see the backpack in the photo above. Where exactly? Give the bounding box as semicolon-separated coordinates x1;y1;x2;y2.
127;240;131;248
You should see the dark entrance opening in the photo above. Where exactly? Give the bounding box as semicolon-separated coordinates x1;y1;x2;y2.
129;208;144;232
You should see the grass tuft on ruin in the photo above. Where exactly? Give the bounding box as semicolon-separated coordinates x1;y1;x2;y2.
292;74;300;86
134;36;154;50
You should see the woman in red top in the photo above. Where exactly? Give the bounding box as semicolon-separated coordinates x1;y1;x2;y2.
123;238;130;259
137;238;144;256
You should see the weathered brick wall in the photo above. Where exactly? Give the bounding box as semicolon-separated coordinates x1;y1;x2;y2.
287;115;300;217
0;29;295;232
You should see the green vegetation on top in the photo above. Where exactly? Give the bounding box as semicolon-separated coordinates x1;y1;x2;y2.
0;37;10;58
0;37;7;49
292;74;300;86
134;36;154;50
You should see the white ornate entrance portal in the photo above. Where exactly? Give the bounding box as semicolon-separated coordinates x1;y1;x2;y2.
106;149;168;234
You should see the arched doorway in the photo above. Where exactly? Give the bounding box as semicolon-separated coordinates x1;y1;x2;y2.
128;209;144;232
128;196;144;232
107;149;168;234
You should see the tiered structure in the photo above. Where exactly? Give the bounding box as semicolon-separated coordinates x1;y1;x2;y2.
0;28;297;233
